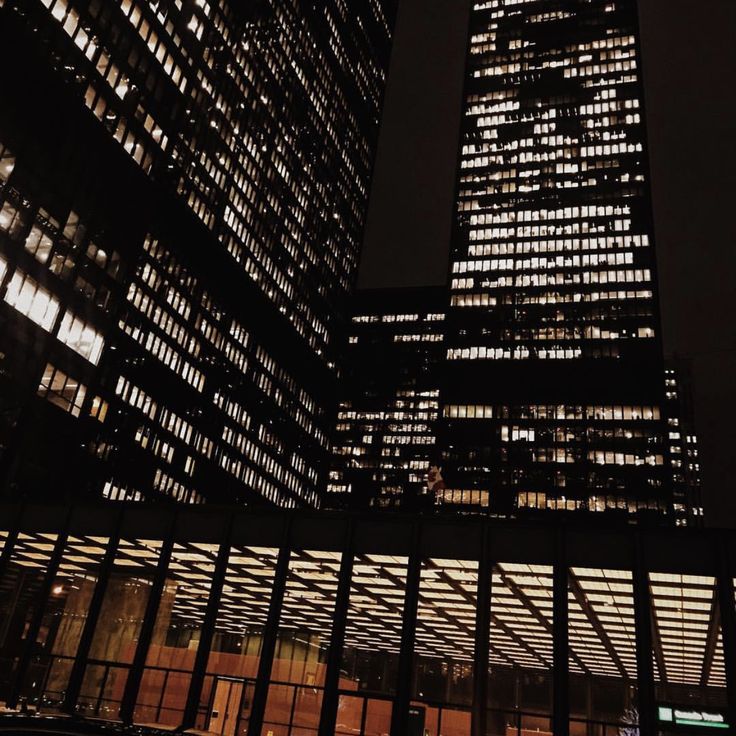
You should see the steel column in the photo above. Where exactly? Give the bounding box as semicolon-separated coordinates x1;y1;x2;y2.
246;530;292;736
61;515;123;714
472;524;491;736
552;528;569;736
633;534;656;736
318;521;355;736
119;526;176;724
181;523;233;730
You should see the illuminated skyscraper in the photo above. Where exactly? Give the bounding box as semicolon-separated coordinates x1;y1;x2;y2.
0;0;396;505
328;287;445;509
441;0;697;522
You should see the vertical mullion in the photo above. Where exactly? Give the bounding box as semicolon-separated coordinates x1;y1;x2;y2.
552;528;569;736
7;513;71;709
119;522;176;725
62;512;123;713
0;503;23;584
633;533;655;736
318;521;354;736
472;524;491;736
390;522;422;736
181;522;233;730
716;536;736;730
246;524;292;736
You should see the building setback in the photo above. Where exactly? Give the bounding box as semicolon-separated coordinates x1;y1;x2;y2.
0;0;396;506
440;0;698;522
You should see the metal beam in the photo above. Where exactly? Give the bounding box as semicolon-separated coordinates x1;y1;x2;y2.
552;529;569;736
472;525;491;736
633;534;656;736
318;521;355;736
246;525;292;736
181;522;233;730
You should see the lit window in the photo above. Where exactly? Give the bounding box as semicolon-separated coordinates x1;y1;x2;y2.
57;311;105;364
3;270;60;330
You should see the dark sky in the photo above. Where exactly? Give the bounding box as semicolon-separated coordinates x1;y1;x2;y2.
359;0;736;526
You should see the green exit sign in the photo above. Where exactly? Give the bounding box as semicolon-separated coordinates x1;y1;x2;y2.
658;706;729;729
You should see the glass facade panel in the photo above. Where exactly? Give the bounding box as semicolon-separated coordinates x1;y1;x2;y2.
341;554;407;696
412;557;478;715
76;538;162;719
0;532;59;704
133;542;218;727
197;546;279;734
262;549;342;735
650;573;727;711
488;563;554;732
568;568;638;734
18;535;110;710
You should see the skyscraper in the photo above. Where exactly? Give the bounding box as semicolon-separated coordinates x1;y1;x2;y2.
0;0;396;505
441;0;695;522
328;287;445;509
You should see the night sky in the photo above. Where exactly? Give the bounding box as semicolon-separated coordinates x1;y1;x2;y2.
359;0;736;526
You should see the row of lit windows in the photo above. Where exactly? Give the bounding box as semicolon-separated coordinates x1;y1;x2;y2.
444;404;662;421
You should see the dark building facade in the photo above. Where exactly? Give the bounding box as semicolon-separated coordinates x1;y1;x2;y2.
441;0;693;522
329;287;445;509
0;502;734;736
0;0;397;506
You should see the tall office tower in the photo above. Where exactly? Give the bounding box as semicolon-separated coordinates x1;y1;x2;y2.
329;287;445;509
442;0;689;522
0;0;396;505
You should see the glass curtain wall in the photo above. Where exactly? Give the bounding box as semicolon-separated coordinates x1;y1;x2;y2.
337;554;408;736
20;535;110;709
487;563;554;736
133;542;218;727
0;532;60;704
651;572;727;735
411;557;478;736
196;545;280;736
75;538;163;719
568;568;638;735
261;549;342;736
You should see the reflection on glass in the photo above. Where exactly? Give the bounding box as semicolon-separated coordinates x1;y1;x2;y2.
0;532;59;704
21;535;110;710
341;554;407;696
651;573;726;708
262;549;341;736
411;557;477;736
133;542;218;727
76;538;162;719
487;563;553;736
568;568;638;732
197;546;279;735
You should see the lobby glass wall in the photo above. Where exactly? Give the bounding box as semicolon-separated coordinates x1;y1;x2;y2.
337;554;408;736
75;538;163;719
650;571;728;732
0;532;60;704
1;507;735;736
411;557;477;736
21;535;110;709
487;563;554;736
261;549;342;736
133;542;217;727
568;568;638;735
196;545;280;736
